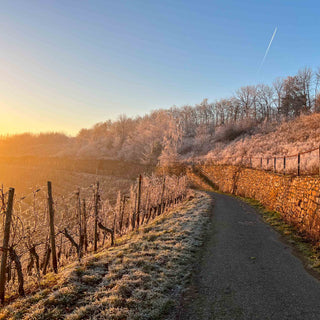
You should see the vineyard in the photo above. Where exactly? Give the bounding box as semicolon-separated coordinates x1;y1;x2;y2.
0;172;188;304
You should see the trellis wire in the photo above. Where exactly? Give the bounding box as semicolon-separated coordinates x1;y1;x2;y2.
0;173;188;303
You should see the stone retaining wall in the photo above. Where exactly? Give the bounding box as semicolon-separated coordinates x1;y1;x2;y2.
188;165;320;241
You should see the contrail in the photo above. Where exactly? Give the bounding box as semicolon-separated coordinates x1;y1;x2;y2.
258;27;277;73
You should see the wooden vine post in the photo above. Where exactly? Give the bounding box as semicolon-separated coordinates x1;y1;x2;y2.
297;153;301;176
274;157;276;173
136;175;142;228
142;189;149;225
0;188;14;304
131;189;137;230
82;199;88;253
283;156;286;175
47;181;58;274
76;190;83;258
159;176;166;215
119;196;126;234
113;191;121;238
94;182;100;252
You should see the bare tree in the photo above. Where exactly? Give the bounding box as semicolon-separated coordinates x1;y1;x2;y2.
256;84;275;121
236;86;258;120
273;77;284;117
280;76;307;118
297;67;313;112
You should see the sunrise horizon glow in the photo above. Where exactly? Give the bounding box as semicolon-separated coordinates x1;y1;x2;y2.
1;0;320;136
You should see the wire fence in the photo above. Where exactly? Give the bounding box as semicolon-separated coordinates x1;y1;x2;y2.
202;145;320;176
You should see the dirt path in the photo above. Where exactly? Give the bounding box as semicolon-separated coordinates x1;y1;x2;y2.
178;192;320;320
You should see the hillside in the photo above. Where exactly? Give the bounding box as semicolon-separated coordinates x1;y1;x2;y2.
205;113;320;173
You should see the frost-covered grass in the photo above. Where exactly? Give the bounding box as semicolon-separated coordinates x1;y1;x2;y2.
0;191;212;320
242;197;320;276
205;113;320;174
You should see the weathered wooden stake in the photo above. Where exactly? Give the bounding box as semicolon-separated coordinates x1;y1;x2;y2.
283;156;286;175
160;176;166;215
76;190;83;258
112;208;117;241
274;157;276;173
298;153;301;176
131;192;137;230
82;199;88;253
142;189;149;225
0;188;14;304
119;196;126;234
113;192;120;237
136;175;142;227
94;182;100;252
47;181;58;273
260;157;262;169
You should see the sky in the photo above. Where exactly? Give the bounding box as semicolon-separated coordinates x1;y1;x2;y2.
0;0;319;136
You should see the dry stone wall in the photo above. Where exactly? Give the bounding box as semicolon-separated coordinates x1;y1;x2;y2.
188;164;320;241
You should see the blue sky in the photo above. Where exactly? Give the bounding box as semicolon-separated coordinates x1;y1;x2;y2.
0;0;319;135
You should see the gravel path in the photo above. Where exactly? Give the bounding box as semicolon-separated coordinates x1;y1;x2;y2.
179;192;320;320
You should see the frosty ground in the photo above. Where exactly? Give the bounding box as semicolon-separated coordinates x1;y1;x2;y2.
0;191;212;320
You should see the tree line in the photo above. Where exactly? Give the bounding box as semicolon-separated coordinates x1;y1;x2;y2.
1;67;319;164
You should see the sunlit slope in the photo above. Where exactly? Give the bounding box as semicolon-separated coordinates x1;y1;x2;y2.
206;113;320;172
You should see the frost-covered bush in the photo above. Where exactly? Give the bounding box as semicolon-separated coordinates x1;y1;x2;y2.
214;120;257;143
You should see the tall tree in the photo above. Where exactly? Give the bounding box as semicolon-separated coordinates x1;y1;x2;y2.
236;86;258;120
297;67;313;111
280;76;307;118
256;84;275;121
273;77;284;117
